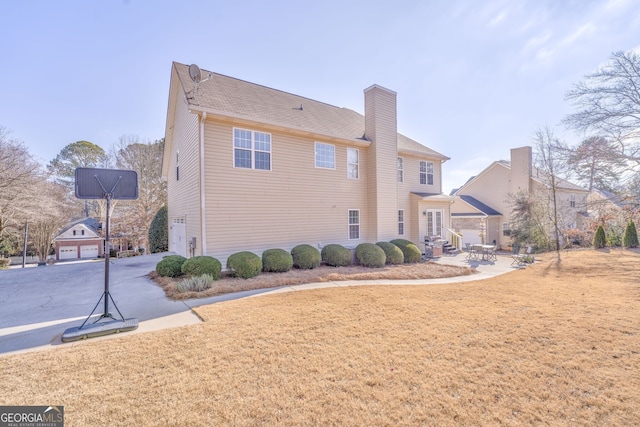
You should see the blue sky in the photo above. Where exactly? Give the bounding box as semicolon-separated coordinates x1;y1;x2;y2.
2;0;639;193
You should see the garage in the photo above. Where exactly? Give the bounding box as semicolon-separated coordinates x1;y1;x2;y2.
80;245;99;258
59;247;77;260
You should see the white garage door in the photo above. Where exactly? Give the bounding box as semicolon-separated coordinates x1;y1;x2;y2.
80;245;99;258
59;247;77;260
460;229;482;247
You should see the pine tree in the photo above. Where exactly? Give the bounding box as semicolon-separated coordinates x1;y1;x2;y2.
622;220;639;248
593;225;607;249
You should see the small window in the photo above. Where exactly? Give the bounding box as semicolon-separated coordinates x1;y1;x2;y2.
81;230;85;236
315;142;335;169
397;157;404;183
176;151;180;181
347;148;359;179
348;210;360;240
398;210;404;235
502;223;511;236
570;194;576;208
72;230;76;236
234;128;271;170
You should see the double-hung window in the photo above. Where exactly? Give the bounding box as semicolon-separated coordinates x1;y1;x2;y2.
315;142;335;169
570;194;576;208
420;161;434;185
348;210;360;240
234;128;271;170
398;210;404;235
397;157;404;183
347;148;359;179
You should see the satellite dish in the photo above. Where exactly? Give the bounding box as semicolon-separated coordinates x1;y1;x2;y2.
189;64;202;83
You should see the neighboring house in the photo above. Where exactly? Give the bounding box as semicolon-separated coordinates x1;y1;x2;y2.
53;218;104;260
450;146;588;249
587;188;640;235
162;62;452;263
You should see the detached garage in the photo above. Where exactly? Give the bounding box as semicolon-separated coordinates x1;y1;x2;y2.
53;218;104;261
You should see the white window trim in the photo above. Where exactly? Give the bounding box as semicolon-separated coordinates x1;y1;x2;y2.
420;160;434;185
233;127;272;171
397;157;404;183
398;209;405;236
348;209;360;240
347;148;359;179
315;142;336;169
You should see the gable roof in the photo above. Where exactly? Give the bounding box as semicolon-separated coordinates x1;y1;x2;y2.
54;217;102;241
169;62;448;161
457;195;502;216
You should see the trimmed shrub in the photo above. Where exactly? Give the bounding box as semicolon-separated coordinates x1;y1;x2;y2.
390;239;422;264
156;255;187;277
356;243;386;268
181;256;222;280
262;248;294;272
593;225;607;249
0;258;10;269
376;241;404;264
321;244;352;267
227;251;262;279
176;274;215;292
291;244;321;269
149;205;168;253
623;220;639;248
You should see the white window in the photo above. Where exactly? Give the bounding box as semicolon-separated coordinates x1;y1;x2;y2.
347;148;359;179
397;157;404;183
398;210;404;235
420;161;434;185
176;151;180;181
570;194;576;208
315;142;335;169
348;210;360;240
234;128;271;170
502;222;511;237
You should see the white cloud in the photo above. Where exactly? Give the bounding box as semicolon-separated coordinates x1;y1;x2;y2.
490;10;507;26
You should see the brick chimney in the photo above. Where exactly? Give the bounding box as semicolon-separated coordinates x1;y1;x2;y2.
364;84;398;242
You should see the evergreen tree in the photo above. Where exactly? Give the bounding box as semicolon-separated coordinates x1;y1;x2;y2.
622;220;639;248
593;225;607;249
148;205;168;253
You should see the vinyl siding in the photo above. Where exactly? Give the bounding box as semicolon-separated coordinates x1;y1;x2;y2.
202;119;369;264
166;96;201;256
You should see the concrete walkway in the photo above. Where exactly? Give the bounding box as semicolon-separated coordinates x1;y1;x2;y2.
2;252;519;356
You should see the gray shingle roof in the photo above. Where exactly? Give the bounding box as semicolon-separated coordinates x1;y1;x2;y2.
458;195;502;216
173;62;448;160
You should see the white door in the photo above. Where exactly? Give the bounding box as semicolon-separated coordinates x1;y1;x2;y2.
59;247;77;260
425;210;444;239
170;219;187;257
80;245;99;258
460;228;482;247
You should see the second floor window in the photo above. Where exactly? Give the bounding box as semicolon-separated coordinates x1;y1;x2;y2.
347;148;359;179
234;128;271;170
420;161;434;185
397;157;404;183
570;194;576;208
315;142;335;169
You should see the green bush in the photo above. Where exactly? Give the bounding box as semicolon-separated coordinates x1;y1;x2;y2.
262;248;293;272
156;255;187;277
176;274;215;293
181;256;221;280
227;251;262;279
390;239;422;263
593;225;607;249
623;220;639;248
356;243;386;268
376;241;404;264
149;205;168;253
321;244;352;267
0;258;10;269
291;244;321;269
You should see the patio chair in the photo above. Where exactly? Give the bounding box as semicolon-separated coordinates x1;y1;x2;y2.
511;246;531;266
486;245;497;262
465;243;478;260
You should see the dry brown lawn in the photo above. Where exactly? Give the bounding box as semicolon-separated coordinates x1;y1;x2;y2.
2;249;640;426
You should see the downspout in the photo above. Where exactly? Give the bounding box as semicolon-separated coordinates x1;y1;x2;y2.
199;112;207;256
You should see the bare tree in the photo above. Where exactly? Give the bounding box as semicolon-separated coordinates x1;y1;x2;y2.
110;136;167;252
565;136;627;192
564;50;640;165
27;181;70;261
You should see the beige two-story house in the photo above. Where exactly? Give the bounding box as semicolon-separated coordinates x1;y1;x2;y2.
451;146;588;249
162;62;452;263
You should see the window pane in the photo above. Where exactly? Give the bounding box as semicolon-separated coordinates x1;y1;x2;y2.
348;164;358;179
254;132;271;152
254;152;271;170
348;148;358;164
234;129;251;148
234;149;251;168
420;161;426;172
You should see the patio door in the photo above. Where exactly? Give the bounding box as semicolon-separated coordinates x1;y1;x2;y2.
425;209;444;239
